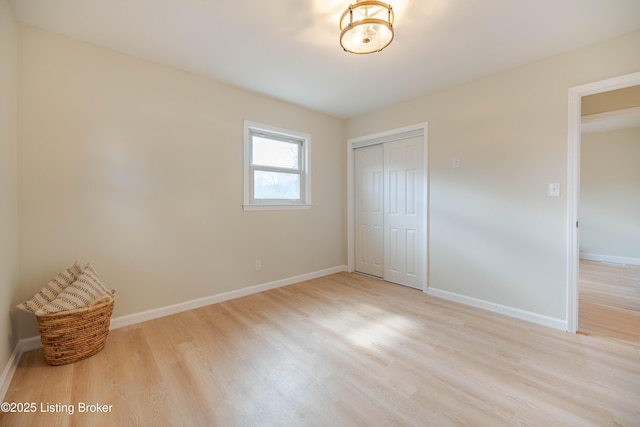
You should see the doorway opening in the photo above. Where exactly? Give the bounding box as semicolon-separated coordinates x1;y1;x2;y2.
578;86;640;342
566;72;640;334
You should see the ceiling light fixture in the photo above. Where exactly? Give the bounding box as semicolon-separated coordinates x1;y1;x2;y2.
340;1;395;54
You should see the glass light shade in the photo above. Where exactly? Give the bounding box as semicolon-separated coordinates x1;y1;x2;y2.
340;1;394;54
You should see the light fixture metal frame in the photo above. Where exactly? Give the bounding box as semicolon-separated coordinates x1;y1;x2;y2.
340;0;395;54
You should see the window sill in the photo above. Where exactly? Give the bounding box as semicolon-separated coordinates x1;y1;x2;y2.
243;203;312;212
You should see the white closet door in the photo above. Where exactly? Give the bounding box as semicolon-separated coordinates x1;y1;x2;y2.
384;136;425;289
354;144;384;278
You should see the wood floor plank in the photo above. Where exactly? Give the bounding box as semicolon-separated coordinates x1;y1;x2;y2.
579;259;640;342
2;272;639;426
580;260;640;311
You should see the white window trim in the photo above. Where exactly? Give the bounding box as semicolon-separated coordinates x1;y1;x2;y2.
243;120;311;211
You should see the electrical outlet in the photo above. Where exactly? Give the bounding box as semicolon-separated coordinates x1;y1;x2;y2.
255;260;262;271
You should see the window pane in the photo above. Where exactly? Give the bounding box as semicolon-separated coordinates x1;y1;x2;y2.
254;170;300;200
252;136;299;169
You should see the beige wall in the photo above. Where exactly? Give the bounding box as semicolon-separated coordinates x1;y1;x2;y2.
582;85;640;115
580;127;640;259
346;30;640;321
17;25;346;338
0;0;20;369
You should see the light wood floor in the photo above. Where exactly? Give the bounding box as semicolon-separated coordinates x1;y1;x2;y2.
2;273;640;426
579;260;640;342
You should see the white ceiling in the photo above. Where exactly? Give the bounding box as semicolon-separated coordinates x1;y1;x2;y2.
10;0;640;118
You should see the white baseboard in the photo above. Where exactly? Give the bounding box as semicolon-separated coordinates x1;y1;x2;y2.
426;287;568;332
0;344;21;401
0;336;41;401
16;336;42;354
0;265;347;400
110;265;347;330
579;253;640;266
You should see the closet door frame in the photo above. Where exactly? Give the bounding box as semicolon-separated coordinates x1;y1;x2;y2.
347;123;429;291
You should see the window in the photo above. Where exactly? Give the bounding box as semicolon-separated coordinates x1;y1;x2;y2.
244;121;311;210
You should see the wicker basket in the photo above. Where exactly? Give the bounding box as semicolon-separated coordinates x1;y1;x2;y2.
36;296;115;366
